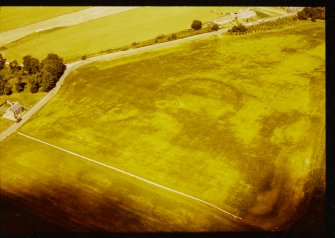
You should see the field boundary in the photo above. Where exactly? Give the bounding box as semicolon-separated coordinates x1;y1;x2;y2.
17;131;243;221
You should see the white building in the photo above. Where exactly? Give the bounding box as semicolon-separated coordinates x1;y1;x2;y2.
2;101;24;121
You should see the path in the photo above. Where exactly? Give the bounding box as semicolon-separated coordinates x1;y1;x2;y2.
17;131;242;221
0;7;139;46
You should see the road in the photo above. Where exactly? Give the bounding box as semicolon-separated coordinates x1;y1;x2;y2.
0;7;139;47
0;11;296;143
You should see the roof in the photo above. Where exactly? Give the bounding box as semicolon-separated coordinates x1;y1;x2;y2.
10;102;22;113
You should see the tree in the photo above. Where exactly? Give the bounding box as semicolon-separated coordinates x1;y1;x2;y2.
320;11;325;20
0;54;6;71
4;83;12;95
30;81;39;93
297;7;325;21
81;55;87;60
40;53;66;80
41;71;56;92
0;75;5;94
9;60;21;73
23;55;40;74
191;20;202;30
297;10;308;20
15;78;25;92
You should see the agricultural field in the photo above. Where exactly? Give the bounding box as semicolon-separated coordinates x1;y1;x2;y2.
2;6;262;63
0;19;325;231
0;7;89;32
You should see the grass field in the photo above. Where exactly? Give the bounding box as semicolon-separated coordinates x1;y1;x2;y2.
0;7;89;32
2;7;247;62
0;20;325;231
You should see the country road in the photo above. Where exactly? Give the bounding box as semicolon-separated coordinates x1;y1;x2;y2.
0;11;296;143
0;7;139;47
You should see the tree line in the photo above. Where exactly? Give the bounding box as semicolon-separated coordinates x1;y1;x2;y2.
297;7;325;21
228;7;325;35
0;53;66;95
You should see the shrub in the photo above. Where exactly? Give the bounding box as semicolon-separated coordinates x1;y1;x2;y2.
230;24;247;33
211;23;220;31
156;34;166;40
120;46;130;51
191;20;202;30
155;34;166;43
168;33;177;41
81;55;87;60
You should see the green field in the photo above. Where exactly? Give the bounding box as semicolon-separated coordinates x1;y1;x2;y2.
0;21;325;230
2;7;246;62
0;7;89;32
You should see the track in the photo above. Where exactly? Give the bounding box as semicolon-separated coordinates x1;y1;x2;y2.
17;131;242;221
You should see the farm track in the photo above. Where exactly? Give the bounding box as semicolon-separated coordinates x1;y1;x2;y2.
0;7;139;47
17;131;242;221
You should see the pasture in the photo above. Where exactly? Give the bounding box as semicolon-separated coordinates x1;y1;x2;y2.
0;20;325;231
0;7;89;32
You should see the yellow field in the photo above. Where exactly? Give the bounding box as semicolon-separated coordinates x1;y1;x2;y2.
2;7;245;62
0;7;89;32
0;20;325;231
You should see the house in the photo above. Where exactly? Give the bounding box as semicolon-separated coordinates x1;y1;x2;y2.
286;7;304;13
2;101;24;121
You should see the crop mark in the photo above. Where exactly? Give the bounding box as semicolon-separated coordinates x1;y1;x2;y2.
17;131;243;221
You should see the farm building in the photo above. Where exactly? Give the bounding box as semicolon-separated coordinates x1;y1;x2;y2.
2;101;24;121
210;8;256;25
